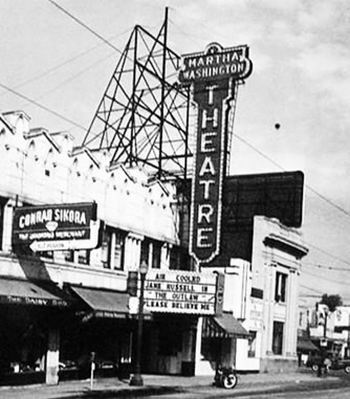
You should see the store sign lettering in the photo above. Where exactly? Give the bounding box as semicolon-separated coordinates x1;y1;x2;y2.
12;202;101;251
143;270;217;315
179;43;252;83
0;295;68;307
179;43;252;265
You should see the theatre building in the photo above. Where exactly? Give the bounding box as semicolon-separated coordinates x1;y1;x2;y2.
0;109;309;386
0;110;210;385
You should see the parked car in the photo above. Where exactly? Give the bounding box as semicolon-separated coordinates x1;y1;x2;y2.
331;357;350;373
307;353;350;373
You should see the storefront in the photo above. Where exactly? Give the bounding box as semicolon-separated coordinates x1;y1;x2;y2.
59;284;135;380
201;313;249;368
0;277;72;385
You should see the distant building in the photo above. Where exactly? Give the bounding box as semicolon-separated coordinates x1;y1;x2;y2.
196;216;308;374
298;301;350;359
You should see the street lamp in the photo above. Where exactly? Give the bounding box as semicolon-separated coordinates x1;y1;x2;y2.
129;260;148;386
324;307;329;339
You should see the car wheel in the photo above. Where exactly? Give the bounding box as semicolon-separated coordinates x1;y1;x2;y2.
222;374;238;389
344;365;350;374
311;364;319;372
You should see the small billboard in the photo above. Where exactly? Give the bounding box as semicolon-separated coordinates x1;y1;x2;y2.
143;269;220;315
12;202;101;251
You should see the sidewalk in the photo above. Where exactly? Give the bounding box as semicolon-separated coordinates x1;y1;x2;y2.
0;369;345;399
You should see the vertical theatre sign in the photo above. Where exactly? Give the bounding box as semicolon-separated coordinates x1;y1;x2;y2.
179;43;252;265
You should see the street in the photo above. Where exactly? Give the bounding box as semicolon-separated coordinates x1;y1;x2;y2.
233;387;350;399
1;370;350;399
146;386;350;399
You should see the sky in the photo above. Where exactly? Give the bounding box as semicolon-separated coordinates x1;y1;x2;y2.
1;0;350;304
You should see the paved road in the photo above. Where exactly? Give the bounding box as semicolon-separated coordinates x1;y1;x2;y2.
1;370;349;399
236;387;350;399
145;386;350;399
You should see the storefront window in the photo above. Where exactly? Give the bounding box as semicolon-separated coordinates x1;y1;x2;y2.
0;307;47;376
140;239;150;266
113;231;125;270
100;226;125;270
37;251;54;259
248;330;257;357
169;246;181;270
77;249;90;265
0;196;6;250
101;228;111;268
63;250;74;262
272;321;284;355
152;240;161;269
140;238;163;269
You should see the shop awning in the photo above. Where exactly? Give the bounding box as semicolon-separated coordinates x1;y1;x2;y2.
203;313;249;338
70;285;130;319
0;277;70;307
297;337;319;352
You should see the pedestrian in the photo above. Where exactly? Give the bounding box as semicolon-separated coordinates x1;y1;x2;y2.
317;351;325;377
324;357;331;375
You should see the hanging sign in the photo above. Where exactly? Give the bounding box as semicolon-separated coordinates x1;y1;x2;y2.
179;42;252;265
143;270;218;315
12;202;101;251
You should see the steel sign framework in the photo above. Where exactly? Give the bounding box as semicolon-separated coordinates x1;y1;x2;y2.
82;9;193;180
80;10;253;267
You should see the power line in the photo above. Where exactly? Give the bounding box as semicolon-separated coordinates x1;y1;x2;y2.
0;82;87;132
47;1;350;223
305;241;350;269
11;2;350;252
2;80;350;279
300;284;323;294
0;28;130;99
48;0;123;55
19;51;116;109
303;262;350;272
233;133;350;218
302;269;350;285
233;133;350;268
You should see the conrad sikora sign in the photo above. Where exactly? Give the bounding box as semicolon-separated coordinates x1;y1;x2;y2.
179;43;252;265
143;270;218;315
12;202;100;252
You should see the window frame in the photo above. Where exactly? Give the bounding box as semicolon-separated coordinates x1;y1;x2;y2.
275;271;287;303
101;225;125;270
272;321;284;355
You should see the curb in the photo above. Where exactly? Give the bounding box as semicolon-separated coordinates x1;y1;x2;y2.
56;376;347;398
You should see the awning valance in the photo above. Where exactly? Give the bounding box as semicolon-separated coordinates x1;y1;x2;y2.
70;285;130;319
203;313;249;338
0;277;70;307
297;337;319;352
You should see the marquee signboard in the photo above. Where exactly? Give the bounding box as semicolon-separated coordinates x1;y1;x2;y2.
179;42;252;265
12;202;100;251
143;269;219;315
178;43;252;83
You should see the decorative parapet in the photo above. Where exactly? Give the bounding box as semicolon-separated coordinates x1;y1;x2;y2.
0;110;180;244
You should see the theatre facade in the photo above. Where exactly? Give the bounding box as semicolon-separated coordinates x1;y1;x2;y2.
0;109;228;385
0;40;308;386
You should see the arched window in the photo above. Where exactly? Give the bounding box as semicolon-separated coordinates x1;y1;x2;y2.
44;148;54;177
72;157;80;177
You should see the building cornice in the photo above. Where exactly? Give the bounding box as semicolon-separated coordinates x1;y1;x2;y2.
264;233;308;259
